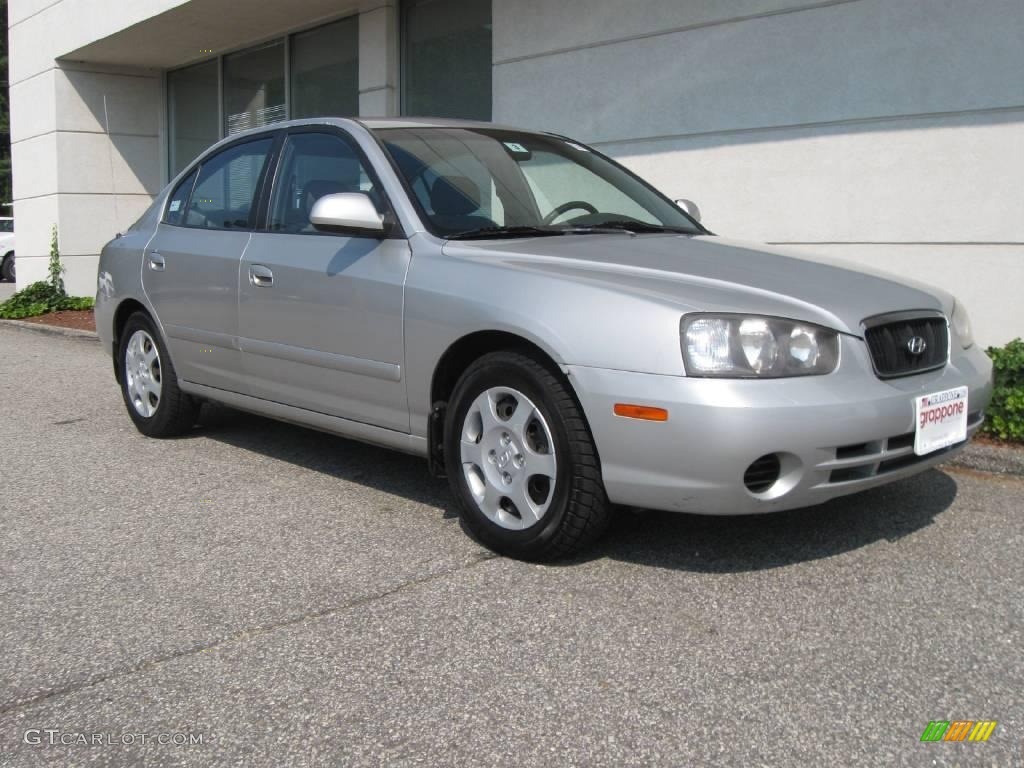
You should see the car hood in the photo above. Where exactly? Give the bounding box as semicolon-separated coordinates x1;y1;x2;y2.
442;234;951;336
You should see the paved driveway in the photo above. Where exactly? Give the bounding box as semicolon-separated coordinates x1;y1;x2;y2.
0;324;1021;767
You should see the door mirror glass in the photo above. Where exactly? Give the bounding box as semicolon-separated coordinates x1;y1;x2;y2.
310;192;385;234
674;198;701;223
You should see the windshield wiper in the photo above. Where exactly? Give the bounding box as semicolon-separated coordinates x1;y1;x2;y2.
446;221;700;240
449;224;644;240
447;225;566;240
574;220;699;235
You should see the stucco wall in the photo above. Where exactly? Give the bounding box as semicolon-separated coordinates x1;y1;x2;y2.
9;60;163;295
8;0;1022;345
493;0;1024;345
8;0;396;298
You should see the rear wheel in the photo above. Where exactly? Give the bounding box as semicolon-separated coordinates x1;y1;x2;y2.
117;312;199;437
444;350;611;560
1;253;14;282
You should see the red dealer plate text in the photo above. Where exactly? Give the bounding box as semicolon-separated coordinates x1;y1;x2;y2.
914;386;968;456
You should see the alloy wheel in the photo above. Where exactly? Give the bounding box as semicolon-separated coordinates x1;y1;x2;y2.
124;329;162;418
460;386;558;530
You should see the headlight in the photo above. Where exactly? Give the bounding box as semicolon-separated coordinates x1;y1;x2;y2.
681;314;840;377
951;300;974;349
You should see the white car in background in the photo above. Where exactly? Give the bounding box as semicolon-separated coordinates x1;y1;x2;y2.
0;217;15;282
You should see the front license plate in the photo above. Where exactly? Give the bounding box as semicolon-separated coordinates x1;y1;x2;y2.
914;386;968;456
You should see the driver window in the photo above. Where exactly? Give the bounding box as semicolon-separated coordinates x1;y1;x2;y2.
519;149;657;225
269;132;379;234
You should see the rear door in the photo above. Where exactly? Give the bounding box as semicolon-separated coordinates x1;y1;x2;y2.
238;128;411;431
143;134;277;393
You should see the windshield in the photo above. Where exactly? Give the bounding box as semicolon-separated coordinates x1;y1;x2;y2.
376;127;703;238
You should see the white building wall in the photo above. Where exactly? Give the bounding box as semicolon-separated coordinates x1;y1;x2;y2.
8;0;397;298
8;0;1022;345
9;62;163;296
9;0;167;296
493;0;1024;346
359;2;399;116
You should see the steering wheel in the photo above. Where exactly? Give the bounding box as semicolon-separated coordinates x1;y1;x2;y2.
542;200;598;225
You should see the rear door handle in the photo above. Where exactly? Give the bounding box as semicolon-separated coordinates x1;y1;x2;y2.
147;252;165;271
249;264;274;287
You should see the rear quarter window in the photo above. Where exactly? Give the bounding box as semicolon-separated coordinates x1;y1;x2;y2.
163;168;198;226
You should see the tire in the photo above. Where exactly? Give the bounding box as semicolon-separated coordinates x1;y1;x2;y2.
117;311;199;437
444;350;611;560
1;253;13;282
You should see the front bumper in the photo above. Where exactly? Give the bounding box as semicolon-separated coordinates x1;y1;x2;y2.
567;337;993;515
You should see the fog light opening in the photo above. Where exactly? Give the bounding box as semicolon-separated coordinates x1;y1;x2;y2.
744;453;782;493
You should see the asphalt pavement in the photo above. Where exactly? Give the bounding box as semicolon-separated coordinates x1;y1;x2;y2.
1;323;1021;767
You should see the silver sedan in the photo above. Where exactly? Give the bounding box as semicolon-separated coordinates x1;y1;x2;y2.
96;117;993;560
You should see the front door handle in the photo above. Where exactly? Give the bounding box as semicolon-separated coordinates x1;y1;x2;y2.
147;252;165;271
249;264;274;287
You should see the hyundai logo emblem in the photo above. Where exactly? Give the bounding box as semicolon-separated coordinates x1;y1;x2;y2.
906;336;927;355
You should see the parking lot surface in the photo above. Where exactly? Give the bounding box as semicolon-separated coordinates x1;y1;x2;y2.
1;323;1021;767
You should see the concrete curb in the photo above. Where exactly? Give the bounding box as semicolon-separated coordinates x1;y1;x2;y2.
0;318;99;340
946;440;1024;478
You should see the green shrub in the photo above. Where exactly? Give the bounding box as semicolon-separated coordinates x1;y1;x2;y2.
0;280;94;319
982;338;1024;443
0;225;95;319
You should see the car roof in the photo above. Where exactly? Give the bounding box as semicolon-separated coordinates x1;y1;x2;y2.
217;116;546;141
355;116;535;133
171;117;555;184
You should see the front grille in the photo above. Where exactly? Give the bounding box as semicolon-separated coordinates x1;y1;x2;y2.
864;313;948;378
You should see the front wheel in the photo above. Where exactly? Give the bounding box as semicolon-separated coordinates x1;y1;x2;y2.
444;350;611;560
117;312;199;437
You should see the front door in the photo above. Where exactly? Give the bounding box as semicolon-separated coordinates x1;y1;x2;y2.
238;130;410;432
143;135;275;393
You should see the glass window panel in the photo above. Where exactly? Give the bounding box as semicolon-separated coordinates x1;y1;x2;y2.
520;150;657;224
164;167;198;226
223;42;286;136
379;127;698;236
402;0;492;120
187;138;273;230
291;18;360;119
269;133;379;234
167;60;219;176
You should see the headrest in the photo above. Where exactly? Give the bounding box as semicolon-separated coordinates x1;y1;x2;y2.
304;179;347;204
430;175;481;216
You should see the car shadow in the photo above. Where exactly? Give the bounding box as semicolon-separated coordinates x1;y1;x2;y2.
580;470;958;572
194;404;459;519
192;405;959;573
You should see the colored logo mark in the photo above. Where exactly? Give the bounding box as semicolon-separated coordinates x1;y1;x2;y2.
920;720;997;742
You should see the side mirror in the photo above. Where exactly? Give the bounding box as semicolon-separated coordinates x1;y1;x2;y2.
310;192;385;235
674;198;701;223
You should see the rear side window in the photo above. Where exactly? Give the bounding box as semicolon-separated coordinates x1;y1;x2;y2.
164;168;198;226
186;138;274;230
